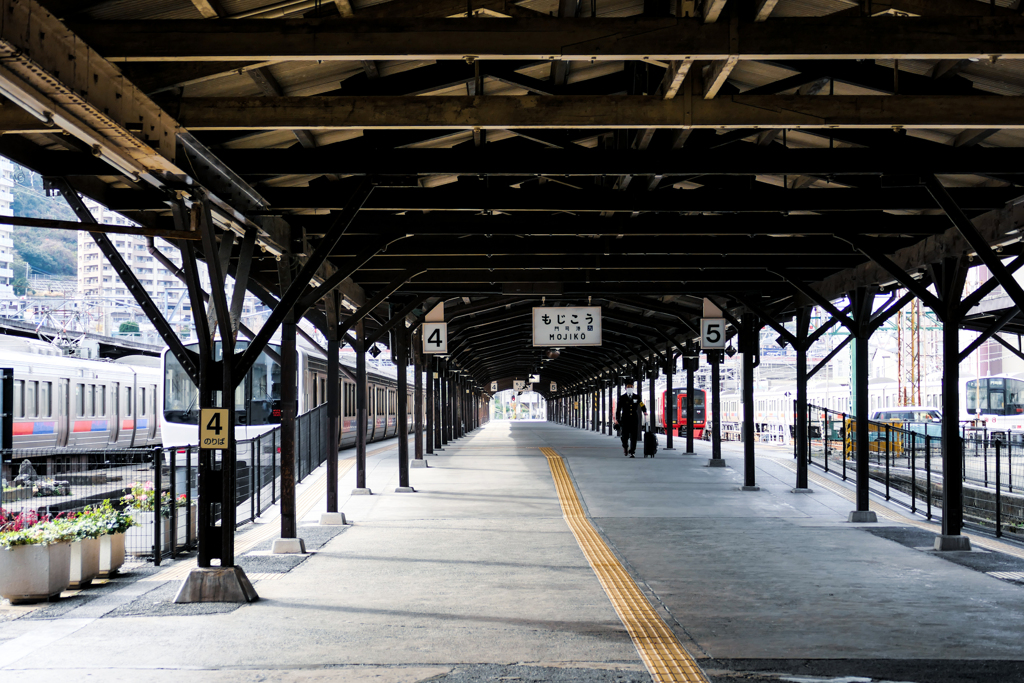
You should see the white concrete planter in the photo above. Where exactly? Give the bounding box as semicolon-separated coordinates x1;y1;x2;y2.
69;537;101;588
99;532;126;577
174;503;197;547
0;542;71;604
126;511;171;556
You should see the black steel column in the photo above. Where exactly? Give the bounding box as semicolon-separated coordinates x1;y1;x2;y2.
355;323;368;491
665;359;674;450
686;353;695;454
441;361;450;445
326;333;340;511
396;330;410;488
414;333;424;461
742;313;757;488
433;359;442;450
941;310;963;536
649;368;656;439
710;351;722;462
795;307;811;490
851;288;873;513
281;316;298;537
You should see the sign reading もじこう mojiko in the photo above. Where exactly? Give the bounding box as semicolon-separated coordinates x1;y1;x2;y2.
533;307;601;346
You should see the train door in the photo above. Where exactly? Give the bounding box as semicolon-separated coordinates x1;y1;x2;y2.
109;382;121;444
147;385;158;440
127;383;137;448
56;379;70;448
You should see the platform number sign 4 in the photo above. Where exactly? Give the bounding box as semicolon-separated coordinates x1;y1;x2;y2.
200;408;229;450
701;318;727;350
422;322;448;354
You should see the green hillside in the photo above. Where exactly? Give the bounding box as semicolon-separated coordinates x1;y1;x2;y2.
10;161;78;278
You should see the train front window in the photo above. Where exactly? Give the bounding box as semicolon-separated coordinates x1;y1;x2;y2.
164;342;282;425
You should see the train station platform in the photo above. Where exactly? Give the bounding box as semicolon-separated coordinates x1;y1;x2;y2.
2;422;1024;683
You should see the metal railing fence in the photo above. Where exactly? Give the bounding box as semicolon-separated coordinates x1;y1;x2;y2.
1;403;334;565
800;403;1024;542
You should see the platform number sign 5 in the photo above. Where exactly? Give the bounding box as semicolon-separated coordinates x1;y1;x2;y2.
200;408;229;450
422;322;448;354
700;318;727;350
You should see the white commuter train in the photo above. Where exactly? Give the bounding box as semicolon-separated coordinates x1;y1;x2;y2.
0;337;161;481
160;340;420;451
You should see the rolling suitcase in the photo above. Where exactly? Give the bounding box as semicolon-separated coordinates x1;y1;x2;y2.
643;430;658;458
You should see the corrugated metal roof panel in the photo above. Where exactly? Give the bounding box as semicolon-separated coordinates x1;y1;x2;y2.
772;0;856;17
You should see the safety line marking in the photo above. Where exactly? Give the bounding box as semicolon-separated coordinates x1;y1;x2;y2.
540;447;709;683
767;455;1024;561
143;442;396;582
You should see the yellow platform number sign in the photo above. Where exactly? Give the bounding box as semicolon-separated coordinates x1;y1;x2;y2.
200;408;229;450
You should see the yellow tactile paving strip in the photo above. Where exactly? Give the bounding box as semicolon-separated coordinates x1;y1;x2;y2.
768;455;1024;560
540;447;709;683
143;442;399;582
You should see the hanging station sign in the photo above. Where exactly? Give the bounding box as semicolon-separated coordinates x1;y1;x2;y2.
550;381;557;392
513;380;525;390
422;322;448;354
490;381;498;392
533;306;602;346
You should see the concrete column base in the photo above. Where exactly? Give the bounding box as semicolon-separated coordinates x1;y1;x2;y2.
352;488;372;495
791;488;814;494
173;566;259;604
319;512;347;525
395;486;416;493
847;510;878;523
934;535;972;551
740;485;760;491
411;459;429;468
707;459;727;467
663;448;676;451
272;538;307;554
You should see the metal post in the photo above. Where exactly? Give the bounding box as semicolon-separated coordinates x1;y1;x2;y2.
414;332;424;461
326;333;340;512
281;317;298;537
648;368;656;443
795;307;810;490
941;309;965;538
425;354;434;453
665;360;674;450
742;313;756;488
355;323;368;491
996;440;1003;537
686;356;695;453
710;351;722;462
851;288;871;515
926;434;933;520
397;329;410;488
441;361;450;445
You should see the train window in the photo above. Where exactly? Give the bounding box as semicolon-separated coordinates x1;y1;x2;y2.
75;384;84;417
40;382;51;418
140;388;147;415
25;381;37;418
97;385;106;416
125;387;133;416
13;380;23;418
86;384;95;416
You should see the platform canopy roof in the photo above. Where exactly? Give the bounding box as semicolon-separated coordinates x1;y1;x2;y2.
5;0;1024;394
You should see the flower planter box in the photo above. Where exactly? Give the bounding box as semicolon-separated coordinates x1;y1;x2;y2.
0;542;71;604
126;512;171;557
69;537;101;589
174;503;198;548
98;532;126;578
1;486;32;503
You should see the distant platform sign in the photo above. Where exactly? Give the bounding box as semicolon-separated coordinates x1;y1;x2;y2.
533;306;601;346
491;381;498;392
550;381;557;392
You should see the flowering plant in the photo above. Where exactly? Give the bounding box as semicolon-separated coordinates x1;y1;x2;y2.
0;511;78;548
175;494;191;508
121;481;173;518
77;499;135;535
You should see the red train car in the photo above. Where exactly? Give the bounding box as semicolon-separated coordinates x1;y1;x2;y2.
658;388;707;439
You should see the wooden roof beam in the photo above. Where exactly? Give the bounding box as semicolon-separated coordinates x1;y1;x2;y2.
72;16;1024;62
167;94;1024;130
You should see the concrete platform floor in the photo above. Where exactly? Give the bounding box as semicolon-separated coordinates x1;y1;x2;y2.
2;421;1024;683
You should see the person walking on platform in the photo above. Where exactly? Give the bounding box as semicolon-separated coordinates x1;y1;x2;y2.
614;381;646;458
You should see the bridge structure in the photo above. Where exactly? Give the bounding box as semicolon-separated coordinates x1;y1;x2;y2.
2;0;1024;631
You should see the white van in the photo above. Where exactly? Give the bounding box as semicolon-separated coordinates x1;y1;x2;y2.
870;407;941;423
